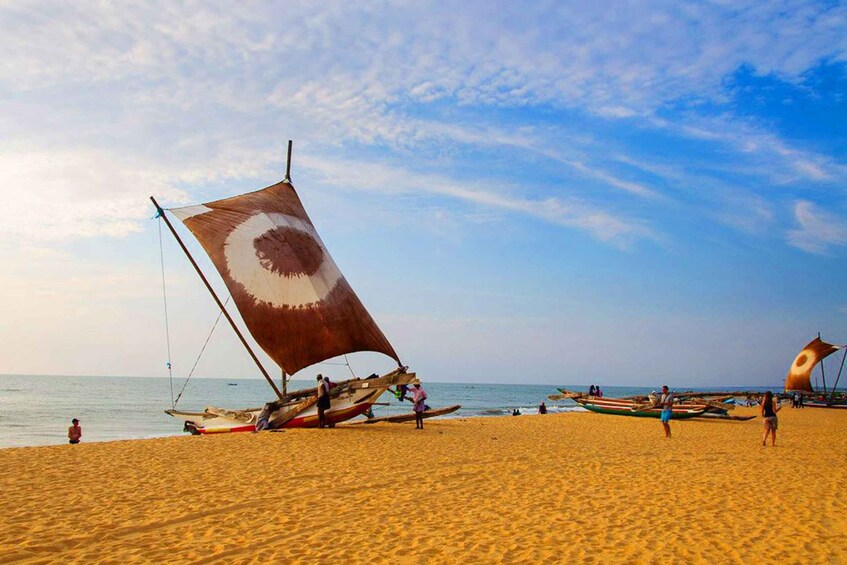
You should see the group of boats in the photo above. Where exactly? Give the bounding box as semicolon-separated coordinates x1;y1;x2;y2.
547;389;756;421
546;335;847;420
152;141;844;435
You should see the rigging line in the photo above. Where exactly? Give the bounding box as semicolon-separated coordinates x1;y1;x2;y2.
343;354;357;378
173;295;231;407
158;218;175;409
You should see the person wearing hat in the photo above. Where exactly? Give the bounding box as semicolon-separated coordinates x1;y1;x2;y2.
316;375;331;428
409;380;428;429
68;418;82;444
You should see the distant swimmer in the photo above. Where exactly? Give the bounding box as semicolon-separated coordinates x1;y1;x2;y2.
68;418;82;444
660;385;673;438
538;402;548;414
761;391;781;447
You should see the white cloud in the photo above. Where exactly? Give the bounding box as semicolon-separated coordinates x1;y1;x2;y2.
300;154;655;246
787;200;847;253
0;149;184;241
0;0;845;249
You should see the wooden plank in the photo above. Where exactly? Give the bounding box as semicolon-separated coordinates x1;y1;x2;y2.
270;396;318;427
349;372;416;389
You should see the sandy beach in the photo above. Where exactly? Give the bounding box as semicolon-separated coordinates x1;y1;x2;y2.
1;406;845;564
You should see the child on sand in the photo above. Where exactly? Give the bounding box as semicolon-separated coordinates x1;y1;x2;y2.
68;418;82;444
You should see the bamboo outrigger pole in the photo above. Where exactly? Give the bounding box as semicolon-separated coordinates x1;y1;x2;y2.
150;196;285;400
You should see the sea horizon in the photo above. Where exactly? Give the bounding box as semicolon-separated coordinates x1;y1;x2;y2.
0;371;786;390
0;373;786;449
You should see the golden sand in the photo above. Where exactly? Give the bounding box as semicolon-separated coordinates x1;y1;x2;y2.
1;406;846;564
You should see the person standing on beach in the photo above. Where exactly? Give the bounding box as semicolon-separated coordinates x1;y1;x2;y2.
761;391;781;446
68;418;82;444
316;375;331;428
538;402;547;414
660;385;673;438
410;380;428;429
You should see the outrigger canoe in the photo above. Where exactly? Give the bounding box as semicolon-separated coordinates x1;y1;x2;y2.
573;396;708;419
358;405;462;424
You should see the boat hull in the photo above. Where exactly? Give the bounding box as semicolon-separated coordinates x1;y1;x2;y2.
574;397;707;419
167;384;391;434
359;405;461;424
803;400;847;409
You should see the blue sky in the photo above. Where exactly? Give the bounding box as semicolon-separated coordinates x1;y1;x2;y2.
1;1;846;387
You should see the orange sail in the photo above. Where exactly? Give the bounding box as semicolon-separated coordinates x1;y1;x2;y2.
169;180;401;376
784;337;840;393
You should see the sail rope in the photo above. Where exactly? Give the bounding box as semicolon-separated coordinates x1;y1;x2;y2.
157;218;176;408
343;354;357;378
158;215;232;408
172;296;231;407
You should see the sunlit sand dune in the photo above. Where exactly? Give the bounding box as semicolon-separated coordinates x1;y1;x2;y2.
1;406;845;563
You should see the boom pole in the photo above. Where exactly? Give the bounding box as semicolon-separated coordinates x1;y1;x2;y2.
150;196;284;400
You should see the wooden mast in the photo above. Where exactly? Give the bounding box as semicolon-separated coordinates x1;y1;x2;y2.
819;332;828;394
150;196;284;400
828;348;847;404
284;139;293;183
281;139;293;398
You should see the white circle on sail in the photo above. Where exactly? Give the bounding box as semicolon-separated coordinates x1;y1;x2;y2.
791;349;815;375
223;212;342;308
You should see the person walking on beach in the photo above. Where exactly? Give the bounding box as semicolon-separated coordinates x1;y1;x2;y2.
761;391;781;447
660;385;673;438
316;374;331;428
410;380;428;429
538;401;547;414
68;418;82;444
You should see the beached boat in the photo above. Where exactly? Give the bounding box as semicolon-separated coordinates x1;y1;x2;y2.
358;404;462;424
571;395;708;419
785;336;847;409
153;141;417;434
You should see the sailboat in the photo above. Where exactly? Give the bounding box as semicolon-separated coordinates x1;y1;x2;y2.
152;141;416;434
785;336;847;409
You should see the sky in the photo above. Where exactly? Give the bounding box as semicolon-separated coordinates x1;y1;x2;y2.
1;1;846;388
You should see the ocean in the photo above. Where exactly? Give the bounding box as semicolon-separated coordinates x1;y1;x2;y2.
0;374;779;448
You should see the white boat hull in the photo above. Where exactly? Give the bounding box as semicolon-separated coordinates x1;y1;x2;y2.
167;374;413;434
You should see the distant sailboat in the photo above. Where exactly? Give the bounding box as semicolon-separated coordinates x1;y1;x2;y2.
785;336;847;409
152;141;415;433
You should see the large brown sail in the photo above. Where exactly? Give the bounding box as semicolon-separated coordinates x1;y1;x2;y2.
169;181;401;376
784;337;840;393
